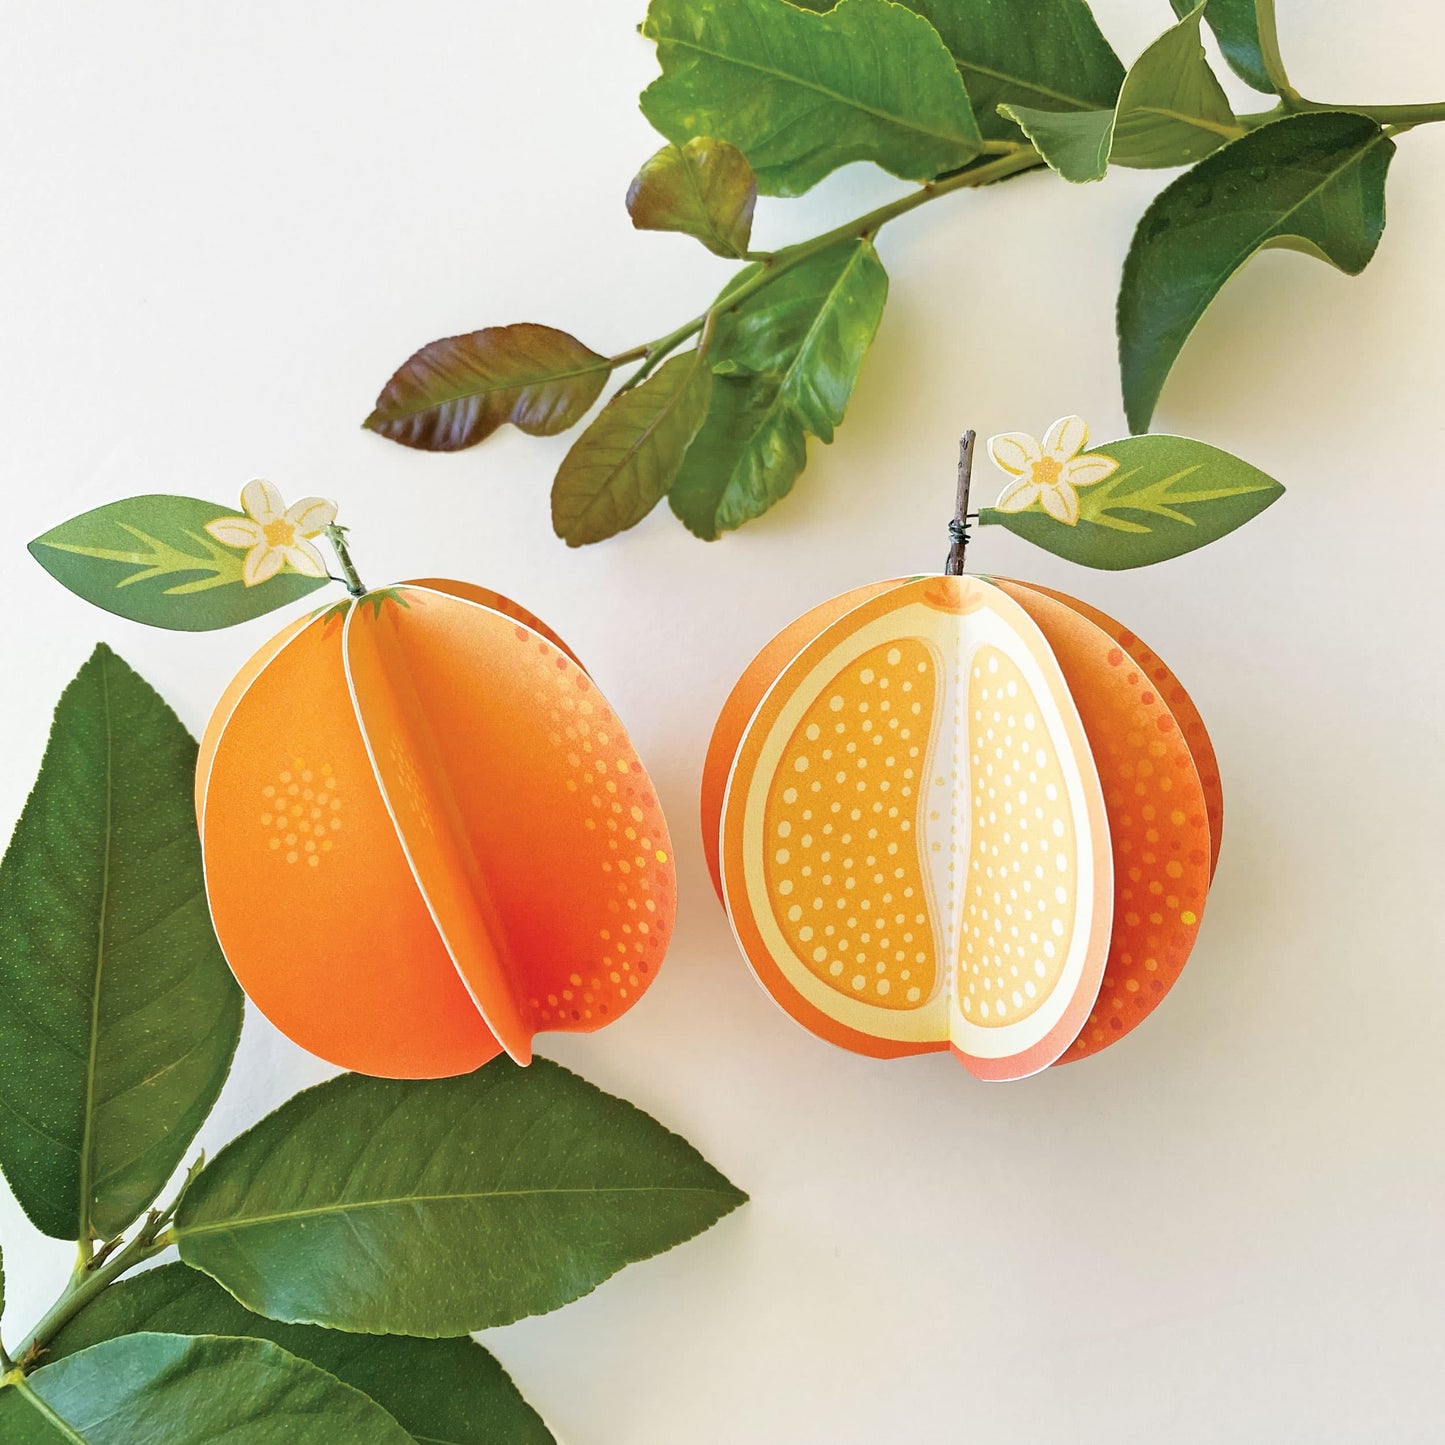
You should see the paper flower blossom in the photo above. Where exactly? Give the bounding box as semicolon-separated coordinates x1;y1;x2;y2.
988;416;1118;525
205;481;337;586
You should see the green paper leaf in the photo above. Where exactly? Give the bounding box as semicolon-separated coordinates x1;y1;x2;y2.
1172;0;1278;95
173;1057;746;1336
0;1334;414;1444
365;323;613;452
1002;4;1239;183
29;496;330;632
978;434;1284;568
48;1264;554;1445
627;137;757;259
1118;111;1393;432
671;240;889;538
640;0;982;197
551;349;713;545
855;0;1126;144
0;646;242;1241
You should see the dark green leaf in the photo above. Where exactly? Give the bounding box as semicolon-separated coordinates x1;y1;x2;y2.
640;0;982;197
1118;111;1393;432
978;433;1284;568
0;646;241;1241
0;1334;414;1444
48;1264;554;1445
29;496;329;632
173;1057;745;1336
1173;0;1278;94
1003;4;1239;183
672;240;888;538
364;324;613;451
627;138;757;259
877;0;1126;144
551;350;713;545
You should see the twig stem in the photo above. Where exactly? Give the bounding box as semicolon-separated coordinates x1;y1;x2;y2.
944;431;976;576
324;523;367;597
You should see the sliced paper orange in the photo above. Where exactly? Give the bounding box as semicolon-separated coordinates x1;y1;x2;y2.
198;582;675;1077
707;574;1219;1079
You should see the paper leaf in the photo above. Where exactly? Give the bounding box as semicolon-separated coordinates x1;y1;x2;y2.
364;322;613;452
0;1334;414;1444
173;1058;745;1336
1002;4;1239;183
48;1263;555;1445
627;137;757;259
1172;0;1278;94
0;645;242;1241
849;0;1125;143
551;349;712;545
1118;111;1394;432
640;0;982;197
979;434;1284;568
671;239;889;539
29;495;330;632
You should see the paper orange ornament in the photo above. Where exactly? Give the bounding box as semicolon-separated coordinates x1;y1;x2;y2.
702;572;1220;1080
197;578;675;1078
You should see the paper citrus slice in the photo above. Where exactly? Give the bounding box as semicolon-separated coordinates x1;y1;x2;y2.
710;574;1220;1078
198;583;675;1078
718;575;1114;1080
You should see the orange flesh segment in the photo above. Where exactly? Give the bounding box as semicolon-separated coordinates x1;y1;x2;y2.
762;638;939;1010
1019;582;1222;878
722;576;1113;1075
995;581;1211;1063
702;580;902;901
346;587;674;1061
959;645;1077;1028
199;608;500;1078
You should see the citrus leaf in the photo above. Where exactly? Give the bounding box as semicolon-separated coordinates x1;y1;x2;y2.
0;646;242;1241
1002;4;1239;183
551;349;712;545
627;138;757;259
173;1057;745;1336
29;496;329;632
671;240;888;538
978;434;1284;568
48;1264;554;1445
856;0;1125;143
640;0;982;197
1118;111;1393;432
1172;0;1278;94
364;324;613;451
0;1334;415;1444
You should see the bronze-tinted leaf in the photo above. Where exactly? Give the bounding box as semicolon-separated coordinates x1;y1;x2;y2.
365;323;613;451
627;138;757;258
551;351;713;546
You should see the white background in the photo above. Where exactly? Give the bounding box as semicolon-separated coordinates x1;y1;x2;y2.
2;2;1443;1440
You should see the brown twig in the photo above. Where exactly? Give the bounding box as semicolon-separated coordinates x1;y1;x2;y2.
944;430;975;576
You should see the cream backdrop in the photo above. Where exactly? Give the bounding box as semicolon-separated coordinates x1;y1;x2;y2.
2;3;1442;1441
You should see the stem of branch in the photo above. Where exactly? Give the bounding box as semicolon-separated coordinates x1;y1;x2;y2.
323;523;367;597
944;431;976;576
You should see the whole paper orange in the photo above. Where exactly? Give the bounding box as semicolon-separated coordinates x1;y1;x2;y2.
703;575;1219;1080
198;581;675;1078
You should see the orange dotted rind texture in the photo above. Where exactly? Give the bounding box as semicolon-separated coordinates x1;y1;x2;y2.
198;582;674;1079
709;575;1218;1079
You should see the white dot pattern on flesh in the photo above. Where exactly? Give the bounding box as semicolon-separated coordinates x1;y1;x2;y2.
958;645;1076;1026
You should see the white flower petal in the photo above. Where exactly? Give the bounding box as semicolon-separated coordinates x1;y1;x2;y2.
1042;415;1089;462
1039;484;1080;526
994;478;1043;514
1061;453;1118;489
204;517;265;550
242;544;286;587
285;496;338;535
987;431;1042;476
240;479;286;525
283;540;328;578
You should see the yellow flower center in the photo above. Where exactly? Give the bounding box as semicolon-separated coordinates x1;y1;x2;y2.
263;519;296;548
1032;456;1063;486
